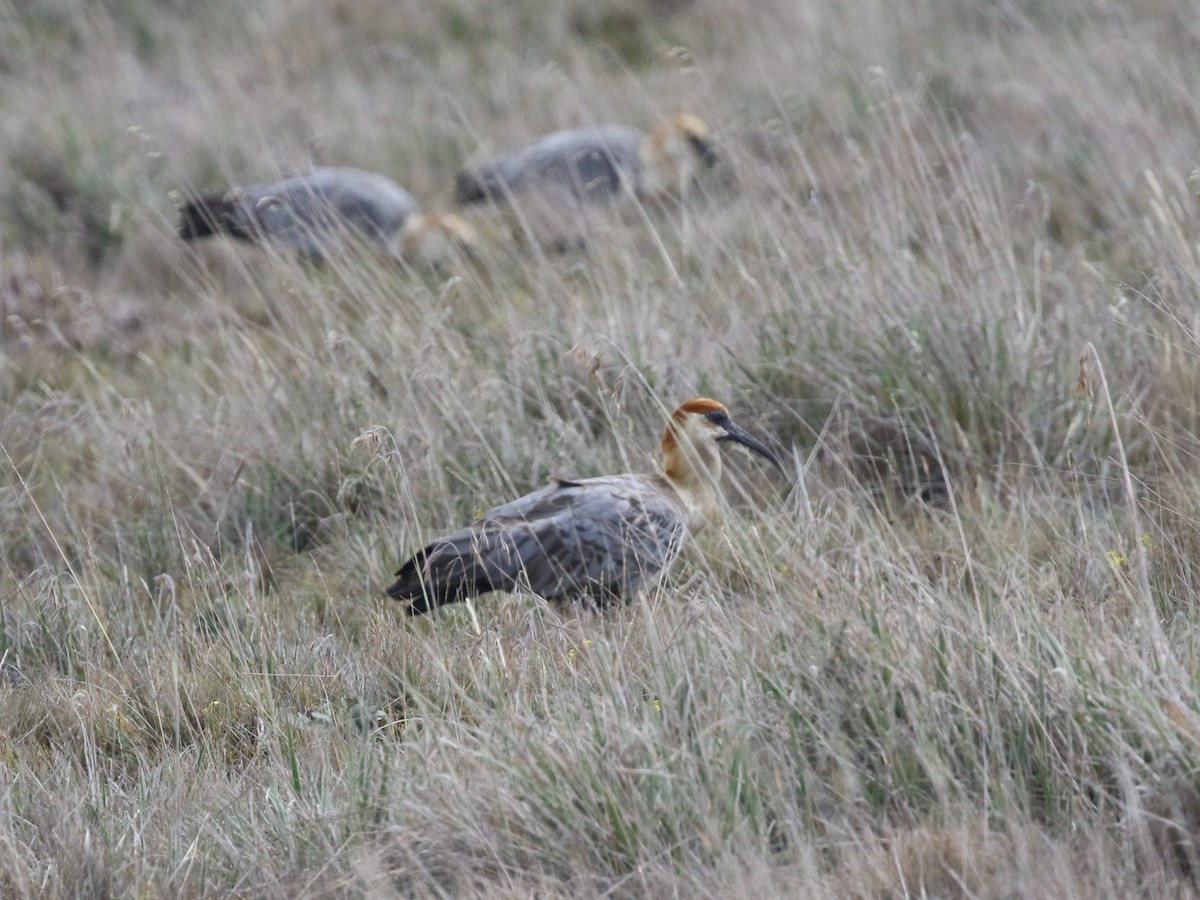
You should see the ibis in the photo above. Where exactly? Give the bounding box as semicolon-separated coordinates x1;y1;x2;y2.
454;112;717;208
386;397;781;616
178;166;477;266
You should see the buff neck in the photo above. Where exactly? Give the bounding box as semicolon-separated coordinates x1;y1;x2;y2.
660;416;723;531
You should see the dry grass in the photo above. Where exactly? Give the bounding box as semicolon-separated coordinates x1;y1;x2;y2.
3;0;1200;895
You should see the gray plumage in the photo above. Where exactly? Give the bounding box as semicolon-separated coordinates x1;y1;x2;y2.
456;126;646;205
385;397;782;618
387;473;687;615
179;167;417;260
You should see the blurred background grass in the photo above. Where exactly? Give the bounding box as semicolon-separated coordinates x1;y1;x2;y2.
2;0;1200;895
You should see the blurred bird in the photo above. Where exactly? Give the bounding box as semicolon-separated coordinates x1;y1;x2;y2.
386;397;782;616
396;211;480;270
178;166;478;266
455;112;718;208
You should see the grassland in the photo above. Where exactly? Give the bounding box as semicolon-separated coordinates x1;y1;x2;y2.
2;0;1200;895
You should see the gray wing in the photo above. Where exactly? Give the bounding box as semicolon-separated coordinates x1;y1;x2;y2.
478;474;686;601
457;126;643;204
389;475;687;614
231;168;416;256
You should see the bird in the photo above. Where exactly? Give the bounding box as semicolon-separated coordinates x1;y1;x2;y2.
454;112;718;209
395;211;481;271
178;166;478;266
385;397;782;616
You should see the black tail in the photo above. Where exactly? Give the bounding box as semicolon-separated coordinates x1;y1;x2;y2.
178;193;259;242
178;194;231;240
385;547;480;617
384;551;444;616
455;168;510;205
384;535;511;616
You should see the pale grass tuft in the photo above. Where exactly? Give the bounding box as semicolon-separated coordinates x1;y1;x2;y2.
3;0;1200;896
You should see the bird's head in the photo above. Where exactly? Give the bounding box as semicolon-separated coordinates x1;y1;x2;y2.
641;113;718;198
661;398;782;490
397;212;480;271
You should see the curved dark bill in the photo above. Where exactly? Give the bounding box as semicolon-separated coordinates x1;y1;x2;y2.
718;422;784;474
688;135;718;167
